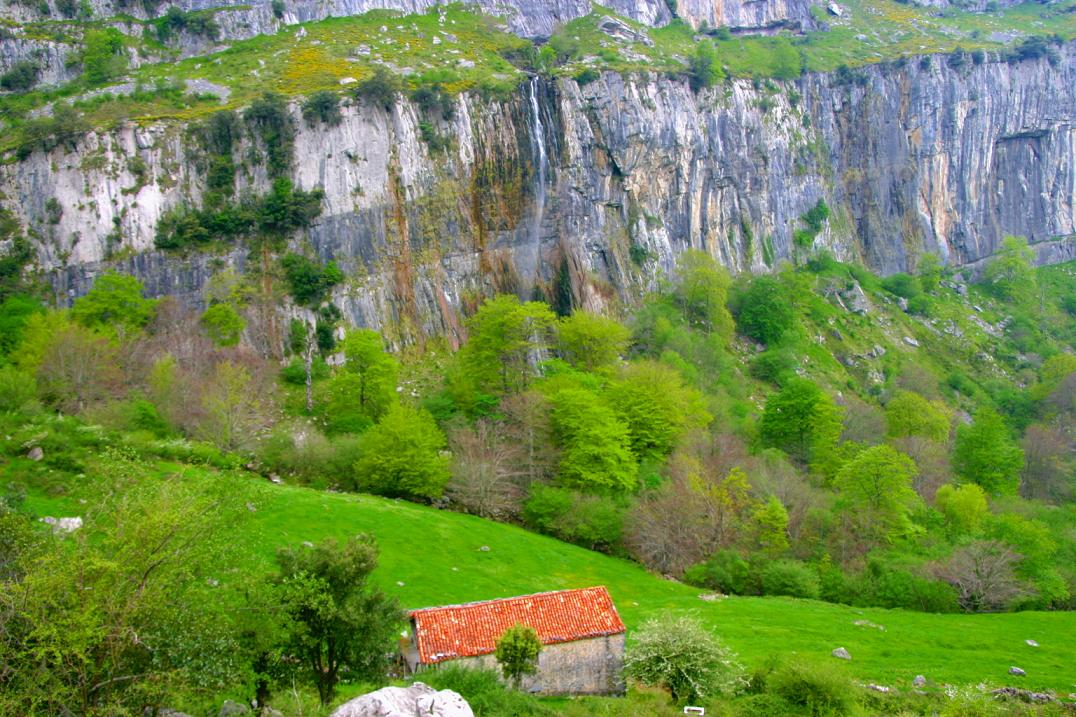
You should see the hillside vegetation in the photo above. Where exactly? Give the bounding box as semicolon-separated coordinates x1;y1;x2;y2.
1;232;1074;713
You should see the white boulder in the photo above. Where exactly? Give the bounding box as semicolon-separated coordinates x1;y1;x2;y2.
330;683;474;717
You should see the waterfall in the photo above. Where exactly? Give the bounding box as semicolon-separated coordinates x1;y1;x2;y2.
527;76;549;280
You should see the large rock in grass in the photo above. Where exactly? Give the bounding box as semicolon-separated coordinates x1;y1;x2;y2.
330;683;473;717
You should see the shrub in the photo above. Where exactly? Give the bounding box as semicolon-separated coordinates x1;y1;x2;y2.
766;660;856;717
734;693;798;717
271;0;285;18
880;272;922;299
523;485;625;552
200;303;245;346
244;92;296;177
353;404;450;501
495;624;541;689
749;349;798;385
625;615;745;703
687;43;723;91
281;253;342;306
760;560;821;599
80;28;127;85
354;66;402;111
735;276;795;345
410;83;455;120
16;102;90;159
684;550;750;595
302;90;342;126
0;61;39;92
421;666;551;716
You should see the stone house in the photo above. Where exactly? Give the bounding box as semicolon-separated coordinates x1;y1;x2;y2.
403;586;626;695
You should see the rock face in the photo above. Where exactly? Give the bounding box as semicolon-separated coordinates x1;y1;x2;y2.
330;683;474;717
4;48;1075;340
675;0;817;31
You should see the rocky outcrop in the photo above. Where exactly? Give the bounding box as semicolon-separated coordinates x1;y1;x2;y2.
330;683;474;717
674;0;818;32
0;38;80;88
4;46;1074;339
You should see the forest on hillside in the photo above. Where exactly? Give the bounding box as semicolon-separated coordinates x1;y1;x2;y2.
1;235;1074;714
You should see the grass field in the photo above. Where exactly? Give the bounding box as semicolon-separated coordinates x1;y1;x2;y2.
21;459;1076;695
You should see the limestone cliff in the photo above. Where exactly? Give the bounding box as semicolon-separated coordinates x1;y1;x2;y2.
4;47;1074;338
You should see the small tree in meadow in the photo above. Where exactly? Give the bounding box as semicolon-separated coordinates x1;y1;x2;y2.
494;623;541;689
624;615;744;703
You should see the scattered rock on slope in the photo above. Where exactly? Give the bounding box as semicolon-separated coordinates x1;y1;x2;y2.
832;647;851;660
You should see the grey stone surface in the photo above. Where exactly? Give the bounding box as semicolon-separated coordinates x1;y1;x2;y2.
330;683;473;717
3;49;1073;341
832;647;851;660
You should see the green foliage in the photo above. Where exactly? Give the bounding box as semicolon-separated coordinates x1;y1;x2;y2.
953;408;1024;496
735;276;796;345
834;445;920;542
918;253;943;293
410;83;456;120
749;348;798;385
281;253;343;306
881;272;922;299
0;364;37;414
273;535;400;705
522;484;625;552
155;7;220;43
495;623;542;688
200;302;245;347
684;550;751;595
753;496;790;557
759;378;842;467
155;178;323;251
244;92;296;177
760;559;821;599
421;666;551;716
353;66;403;111
793;199;830;249
673;250;735;339
624;615;744;703
0;295;43;358
764;660;857;717
330;328;399;427
302;90;342;126
15;102;90;159
885;390;950;442
353;404;450;500
0;458;246;714
70;271;156;333
607;360;711;460
982;236;1037;304
457;295;556;398
934;483;988;536
80;28;127;85
687;42;723;91
555;310;629;371
550;388;638;493
0;61;39;92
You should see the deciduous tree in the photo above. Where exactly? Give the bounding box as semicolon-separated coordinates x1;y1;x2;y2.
494;624;541;689
353;404;450;500
953;408;1024;496
624;615;744;703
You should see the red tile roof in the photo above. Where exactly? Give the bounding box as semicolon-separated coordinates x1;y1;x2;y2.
409;586;625;664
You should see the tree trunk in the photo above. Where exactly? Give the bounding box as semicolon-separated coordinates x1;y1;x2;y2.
304;321;316;413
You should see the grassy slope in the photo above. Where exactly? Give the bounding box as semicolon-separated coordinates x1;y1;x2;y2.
24;462;1076;693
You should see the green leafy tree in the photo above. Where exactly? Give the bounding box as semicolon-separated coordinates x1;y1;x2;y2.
80;28;127;84
494;624;542;689
555;310;629;371
70;271;157;334
917;252;943;293
934;483;988;536
458;295;556;397
673;250;735;339
759;378;843;468
302;90;342;126
550;388;637;493
885;390;950;443
607;360;711;459
752;495;790;557
953;408;1024;495
201;302;245;347
735;275;796;345
353;66;403;111
274;536;400;706
624;615;744;703
834;445;920;542
687;43;723;91
281;253;342;306
339;329;399;422
982;235;1036;304
196;360;274;451
353;404;450;500
35;322;121;413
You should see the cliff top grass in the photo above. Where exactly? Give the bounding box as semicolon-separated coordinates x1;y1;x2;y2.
9;448;1076;695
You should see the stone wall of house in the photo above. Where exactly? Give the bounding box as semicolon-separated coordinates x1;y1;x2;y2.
412;634;626;696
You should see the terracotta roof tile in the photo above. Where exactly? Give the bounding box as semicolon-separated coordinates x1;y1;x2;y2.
409;586;625;664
